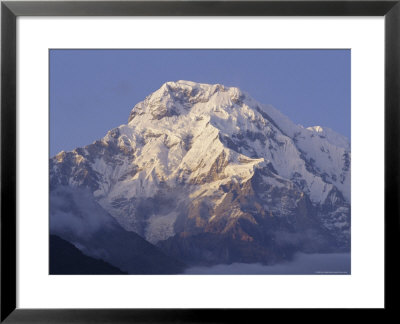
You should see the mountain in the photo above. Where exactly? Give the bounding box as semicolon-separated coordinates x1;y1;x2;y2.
50;186;186;274
50;235;126;274
50;80;350;267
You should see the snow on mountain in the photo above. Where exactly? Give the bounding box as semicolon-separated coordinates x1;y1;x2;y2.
50;80;350;265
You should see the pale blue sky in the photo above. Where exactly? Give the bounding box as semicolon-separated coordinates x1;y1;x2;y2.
50;49;350;156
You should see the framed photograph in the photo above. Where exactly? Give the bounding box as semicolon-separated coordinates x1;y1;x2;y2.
1;0;399;322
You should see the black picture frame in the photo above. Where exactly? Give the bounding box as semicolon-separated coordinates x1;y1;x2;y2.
1;0;399;322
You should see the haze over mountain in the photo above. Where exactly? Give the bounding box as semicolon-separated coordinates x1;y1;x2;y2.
50;80;350;272
49;234;126;275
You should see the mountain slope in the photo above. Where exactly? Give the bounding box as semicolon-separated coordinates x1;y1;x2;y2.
50;235;126;274
50;80;350;266
50;186;186;273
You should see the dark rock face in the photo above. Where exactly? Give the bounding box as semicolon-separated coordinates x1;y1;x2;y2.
158;232;287;266
50;235;126;275
69;225;187;274
318;187;351;248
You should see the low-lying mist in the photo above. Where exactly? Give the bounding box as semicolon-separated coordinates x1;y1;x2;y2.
184;253;350;275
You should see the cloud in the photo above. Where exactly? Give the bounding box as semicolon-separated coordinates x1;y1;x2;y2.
50;186;115;238
184;253;350;275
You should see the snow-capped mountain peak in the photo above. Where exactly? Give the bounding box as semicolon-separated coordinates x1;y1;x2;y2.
50;81;350;254
128;80;247;122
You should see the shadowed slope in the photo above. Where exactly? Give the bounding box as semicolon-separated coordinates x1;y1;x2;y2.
50;235;126;275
